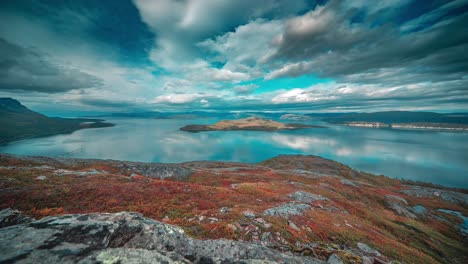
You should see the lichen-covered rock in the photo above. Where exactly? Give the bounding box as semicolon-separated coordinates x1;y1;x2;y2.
327;254;344;264
401;186;468;205
0;208;34;228
263;203;311;218
0;210;323;264
357;242;381;257
288;191;329;203
384;195;417;219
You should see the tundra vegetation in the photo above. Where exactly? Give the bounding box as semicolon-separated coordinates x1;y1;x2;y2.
0;154;467;263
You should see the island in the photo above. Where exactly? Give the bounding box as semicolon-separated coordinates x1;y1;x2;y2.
180;117;324;132
0;98;114;145
0;153;466;263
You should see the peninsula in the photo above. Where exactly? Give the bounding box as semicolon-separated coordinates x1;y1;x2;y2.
0;98;114;145
180;117;324;132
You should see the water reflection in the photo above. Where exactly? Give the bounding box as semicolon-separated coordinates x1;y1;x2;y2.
1;118;467;188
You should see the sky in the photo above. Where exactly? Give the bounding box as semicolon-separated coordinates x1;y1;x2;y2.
0;0;467;115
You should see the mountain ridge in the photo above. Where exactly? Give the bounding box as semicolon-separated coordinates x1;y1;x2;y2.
0;98;114;145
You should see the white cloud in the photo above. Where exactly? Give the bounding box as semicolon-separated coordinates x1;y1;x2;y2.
199;19;284;66
152;93;205;104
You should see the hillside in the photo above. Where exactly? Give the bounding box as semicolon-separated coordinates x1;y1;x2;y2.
324;111;468;124
0;98;114;144
0;154;466;263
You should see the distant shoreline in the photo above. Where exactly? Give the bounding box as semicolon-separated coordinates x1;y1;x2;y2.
0;120;115;146
338;122;468;131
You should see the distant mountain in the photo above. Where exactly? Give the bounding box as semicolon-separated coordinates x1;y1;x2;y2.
323;111;468;124
0;98;114;145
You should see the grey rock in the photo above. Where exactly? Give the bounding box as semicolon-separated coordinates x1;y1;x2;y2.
384;195;417;219
357;242;381;257
220;207;232;214
36;175;47;180
243;210;256;218
401;186;468;205
327;254;344;264
53;169;105;177
0;209;324;264
263;203;311;218
288;191;329;203
288;221;300;231
0;208;34;228
340;179;358;187
362;256;373;264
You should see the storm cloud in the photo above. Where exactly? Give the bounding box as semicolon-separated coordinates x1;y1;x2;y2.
0;38;102;93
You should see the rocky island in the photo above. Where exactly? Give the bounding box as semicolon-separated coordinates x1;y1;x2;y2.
180;117;324;132
0;154;466;263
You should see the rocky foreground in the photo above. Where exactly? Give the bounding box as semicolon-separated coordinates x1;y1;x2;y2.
0;154;467;263
180;117;324;132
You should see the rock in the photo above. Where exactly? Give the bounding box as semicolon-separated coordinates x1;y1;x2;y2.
288;191;329;203
243;210;256;218
162;215;170;223
0;210;323;263
357;242;381;257
0;208;34;228
362;256;373;264
401;186;468;205
227;224;237;232
384;195;417;219
36;175;47;180
340;179;358;187
53;169;106;177
263;203;311;218
328;253;344;264
219;207;232;214
288;221;300;231
92;248;177;264
254;217;265;224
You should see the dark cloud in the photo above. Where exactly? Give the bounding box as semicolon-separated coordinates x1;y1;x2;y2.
0;38;102;93
80;98;137;108
266;0;468;86
0;0;154;65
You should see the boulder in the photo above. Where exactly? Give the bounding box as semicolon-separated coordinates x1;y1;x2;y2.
264;203;311;218
288;191;329;203
0;208;34;228
0;209;324;264
384;195;417;219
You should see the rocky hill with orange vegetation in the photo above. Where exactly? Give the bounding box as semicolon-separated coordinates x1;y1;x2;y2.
180;117;324;132
0;154;467;263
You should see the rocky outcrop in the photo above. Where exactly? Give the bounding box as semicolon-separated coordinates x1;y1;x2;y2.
0;208;34;228
401;186;468;205
384;195;417;219
0;209;323;264
288;191;329;203
263;203;311;218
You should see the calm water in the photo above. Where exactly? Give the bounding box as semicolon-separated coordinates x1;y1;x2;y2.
1;117;468;188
